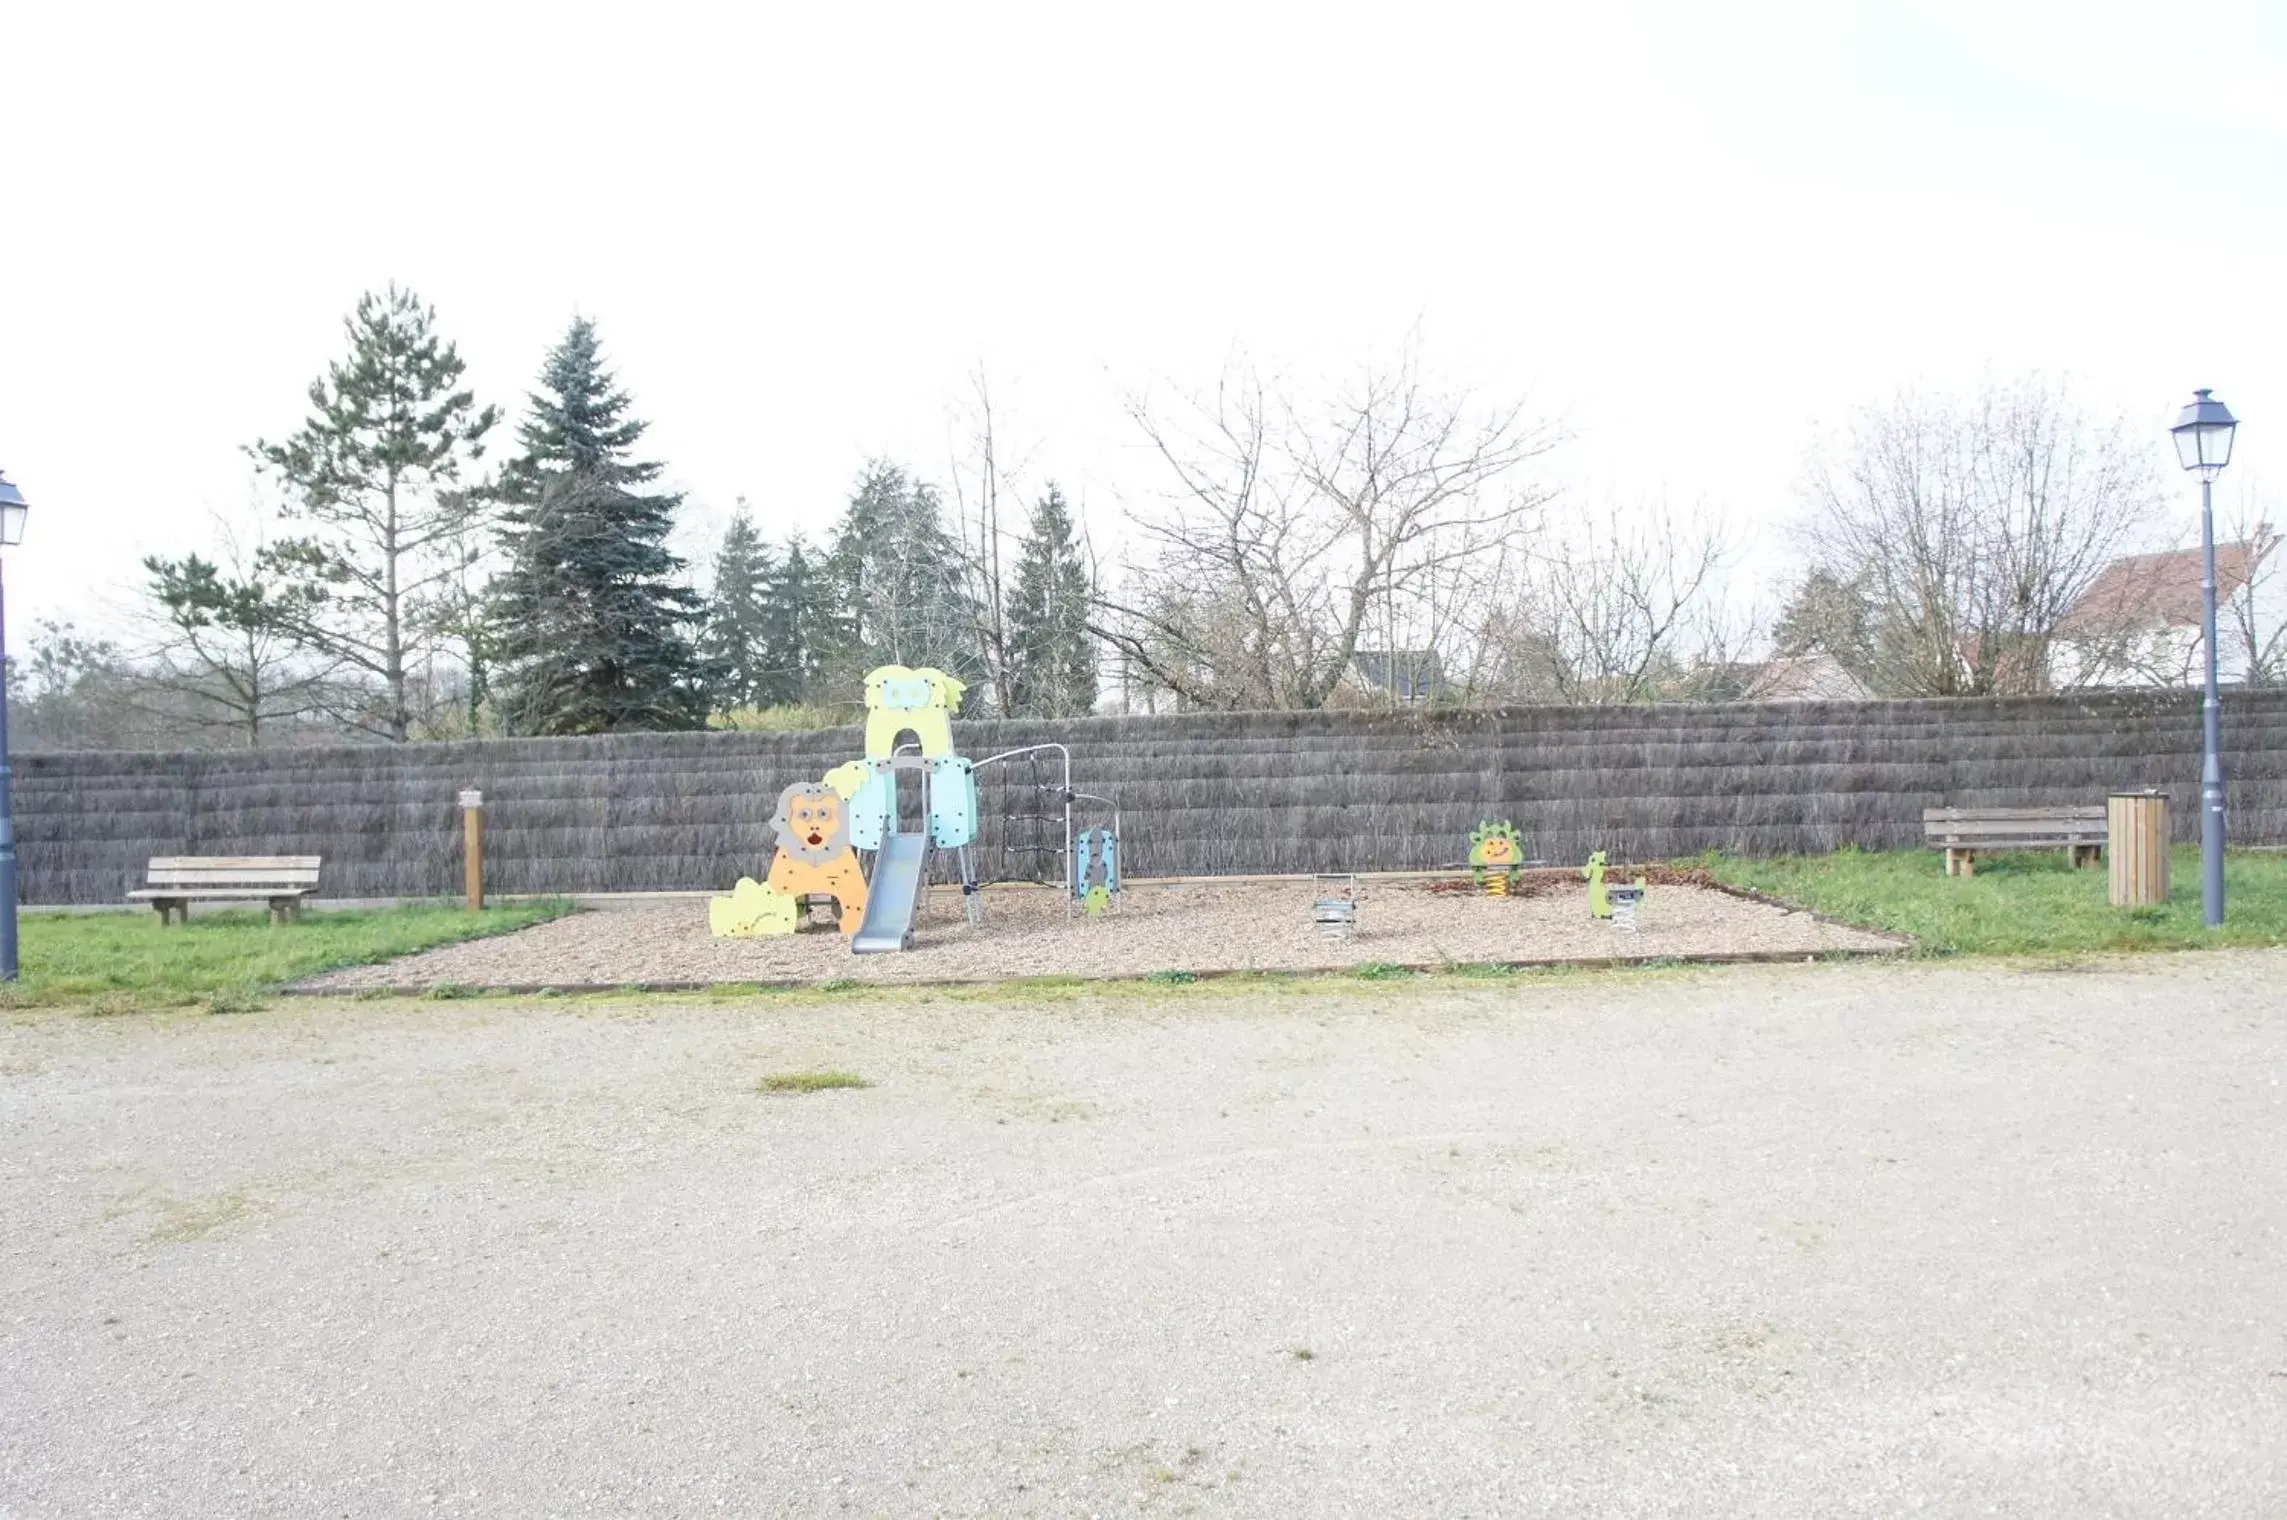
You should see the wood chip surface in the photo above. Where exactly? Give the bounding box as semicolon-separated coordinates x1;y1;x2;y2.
299;880;1902;991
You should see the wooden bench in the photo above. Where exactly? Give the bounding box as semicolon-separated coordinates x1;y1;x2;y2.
1922;807;2105;877
126;856;323;925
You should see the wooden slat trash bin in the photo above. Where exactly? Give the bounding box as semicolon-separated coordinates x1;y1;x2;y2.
2107;793;2169;908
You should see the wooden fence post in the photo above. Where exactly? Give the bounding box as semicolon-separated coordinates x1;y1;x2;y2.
459;789;485;911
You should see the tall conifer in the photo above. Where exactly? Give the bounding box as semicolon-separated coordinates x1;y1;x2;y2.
1006;485;1097;716
700;505;776;712
492;317;711;733
252;284;499;740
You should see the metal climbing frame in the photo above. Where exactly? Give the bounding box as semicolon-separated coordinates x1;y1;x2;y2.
971;741;1121;918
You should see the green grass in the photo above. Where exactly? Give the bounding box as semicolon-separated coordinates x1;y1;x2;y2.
1702;846;2287;956
0;900;576;1013
757;1070;871;1094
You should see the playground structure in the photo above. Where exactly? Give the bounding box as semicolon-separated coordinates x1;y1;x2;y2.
710;665;1123;953
705;674;1680;958
1468;821;1525;897
1582;850;1611;917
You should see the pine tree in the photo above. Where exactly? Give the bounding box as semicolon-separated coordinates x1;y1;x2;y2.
252;284;499;741
699;504;777;712
491;317;711;733
828;460;977;681
1006;484;1097;717
144;549;326;747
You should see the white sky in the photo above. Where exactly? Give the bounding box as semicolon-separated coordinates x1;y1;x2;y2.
3;0;2282;641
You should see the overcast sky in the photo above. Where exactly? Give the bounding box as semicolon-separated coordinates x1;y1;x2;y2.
3;0;2281;641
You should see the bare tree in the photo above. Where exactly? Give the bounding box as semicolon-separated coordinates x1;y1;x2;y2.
945;368;1033;715
1095;345;1559;710
1476;500;1745;704
2221;490;2285;687
1800;378;2160;696
417;522;503;738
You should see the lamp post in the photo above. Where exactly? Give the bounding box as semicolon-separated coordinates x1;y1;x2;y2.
0;468;28;979
2169;389;2238;929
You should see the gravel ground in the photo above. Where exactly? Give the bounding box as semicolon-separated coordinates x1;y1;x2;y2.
298;879;1899;990
5;953;2286;1515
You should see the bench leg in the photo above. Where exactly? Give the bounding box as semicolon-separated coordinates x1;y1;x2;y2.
269;900;285;927
1959;851;1974;879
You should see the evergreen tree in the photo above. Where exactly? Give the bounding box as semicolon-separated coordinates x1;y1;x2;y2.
1005;484;1098;716
496;315;652;497
828;460;977;681
491;317;711;733
1773;567;1878;681
699;504;777;712
252;283;499;741
757;536;833;705
144;549;326;746
495;471;712;732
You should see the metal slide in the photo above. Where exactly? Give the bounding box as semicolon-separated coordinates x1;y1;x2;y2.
850;831;929;953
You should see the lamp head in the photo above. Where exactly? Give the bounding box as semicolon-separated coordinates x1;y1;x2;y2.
2171;389;2238;481
0;471;26;547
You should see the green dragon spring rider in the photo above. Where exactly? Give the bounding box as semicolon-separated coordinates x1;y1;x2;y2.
1468;821;1526;898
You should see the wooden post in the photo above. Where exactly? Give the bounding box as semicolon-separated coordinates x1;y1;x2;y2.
2108;792;2168;908
459;788;485;911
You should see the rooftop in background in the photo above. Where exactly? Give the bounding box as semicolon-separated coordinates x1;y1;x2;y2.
2060;538;2275;636
1739;651;1874;703
1346;650;1449;704
1694;651;1875;704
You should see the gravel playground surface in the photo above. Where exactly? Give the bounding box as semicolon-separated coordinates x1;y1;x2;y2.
297;878;1901;991
5;953;2286;1516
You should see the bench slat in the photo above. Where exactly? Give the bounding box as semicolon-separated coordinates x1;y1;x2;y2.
145;871;322;888
147;856;323;871
1921;807;2106;822
1911;822;2104;836
1923;816;2109;830
128;888;312;901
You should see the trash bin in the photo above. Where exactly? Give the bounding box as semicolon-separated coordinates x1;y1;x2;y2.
2108;791;2169;907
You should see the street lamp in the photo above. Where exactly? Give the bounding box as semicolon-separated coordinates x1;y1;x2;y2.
0;468;25;979
2169;389;2238;929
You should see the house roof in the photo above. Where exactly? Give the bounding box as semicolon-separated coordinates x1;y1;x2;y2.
1741;652;1873;702
1704;652;1874;702
2062;540;2271;636
1349;649;1446;700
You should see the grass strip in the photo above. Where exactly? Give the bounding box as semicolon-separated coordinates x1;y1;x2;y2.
1;901;576;1013
1699;846;2287;956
